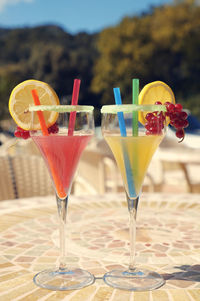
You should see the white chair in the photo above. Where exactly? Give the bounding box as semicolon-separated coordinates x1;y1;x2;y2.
0;155;16;200
10;155;54;198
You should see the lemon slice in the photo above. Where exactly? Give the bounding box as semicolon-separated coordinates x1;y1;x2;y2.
138;81;175;124
9;79;60;130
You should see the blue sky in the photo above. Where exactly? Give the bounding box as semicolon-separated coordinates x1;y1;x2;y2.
0;0;173;34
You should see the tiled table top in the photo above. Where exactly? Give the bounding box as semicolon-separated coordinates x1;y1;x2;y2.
0;192;200;300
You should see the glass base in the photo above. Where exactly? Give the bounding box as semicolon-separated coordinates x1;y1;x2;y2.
103;268;165;291
33;268;95;291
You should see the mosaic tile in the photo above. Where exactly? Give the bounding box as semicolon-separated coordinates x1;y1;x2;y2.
0;274;33;292
92;286;114;300
151;290;169;301
14;256;35;262
133;291;150;301
0;281;36;301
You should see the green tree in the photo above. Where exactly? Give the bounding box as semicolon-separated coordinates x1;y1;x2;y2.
91;2;200;119
0;63;28;120
0;25;99;122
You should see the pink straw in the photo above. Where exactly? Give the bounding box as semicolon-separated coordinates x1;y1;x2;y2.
68;79;81;136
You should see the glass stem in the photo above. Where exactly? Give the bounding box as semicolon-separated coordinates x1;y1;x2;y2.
56;194;69;270
126;193;139;271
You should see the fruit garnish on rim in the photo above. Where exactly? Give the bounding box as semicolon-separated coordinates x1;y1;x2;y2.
139;81;189;142
9;79;60;139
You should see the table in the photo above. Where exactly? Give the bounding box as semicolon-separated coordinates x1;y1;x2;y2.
0;193;200;300
157;147;200;192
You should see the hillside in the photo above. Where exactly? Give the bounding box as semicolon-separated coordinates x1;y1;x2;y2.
0;25;99;121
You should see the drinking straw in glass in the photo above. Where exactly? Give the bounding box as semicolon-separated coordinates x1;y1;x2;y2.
68;79;81;136
132;79;139;136
113;87;127;137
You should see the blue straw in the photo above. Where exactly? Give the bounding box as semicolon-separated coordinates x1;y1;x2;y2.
113;87;136;198
113;88;127;137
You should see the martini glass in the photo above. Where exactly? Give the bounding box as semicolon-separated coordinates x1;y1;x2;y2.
30;105;95;290
101;104;166;291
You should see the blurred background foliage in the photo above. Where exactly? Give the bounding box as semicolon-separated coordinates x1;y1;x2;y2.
0;0;199;125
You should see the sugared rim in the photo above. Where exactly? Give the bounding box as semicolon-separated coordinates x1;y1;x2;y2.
29;105;94;113
101;104;167;113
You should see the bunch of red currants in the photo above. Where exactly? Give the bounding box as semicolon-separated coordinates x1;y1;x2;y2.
14;122;59;139
145;101;189;142
14;126;30;139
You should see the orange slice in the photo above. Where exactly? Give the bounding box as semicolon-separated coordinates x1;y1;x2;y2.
138;81;175;124
9;79;60;130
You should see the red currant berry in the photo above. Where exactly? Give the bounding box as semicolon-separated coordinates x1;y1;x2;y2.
146;130;152;135
22;131;30;139
145;113;154;121
176;128;185;141
173;120;183;129
175;103;183;112
48;122;59;134
170;113;178;121
145;122;151;130
14;130;21;138
166;103;175;113
151;128;159;134
179;111;188;120
150;115;158;124
182;119;189;128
